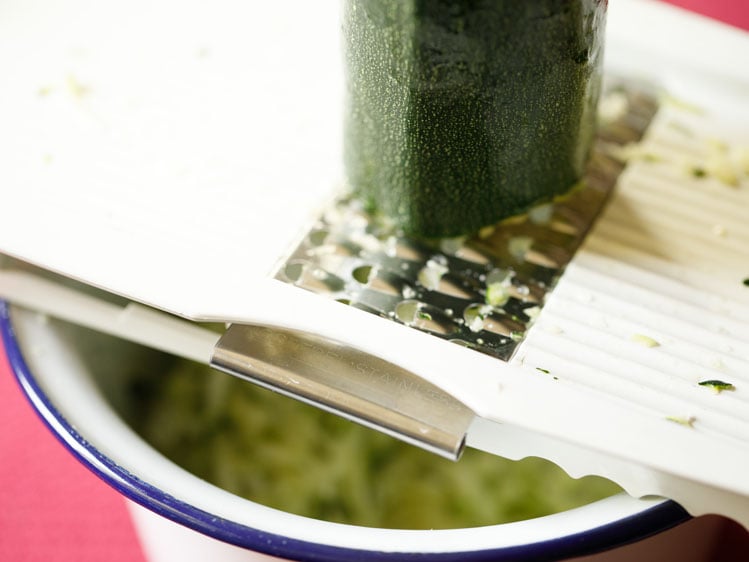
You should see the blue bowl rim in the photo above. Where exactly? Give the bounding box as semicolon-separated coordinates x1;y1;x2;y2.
0;301;691;561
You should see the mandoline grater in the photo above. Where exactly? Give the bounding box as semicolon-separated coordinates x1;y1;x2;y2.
1;0;749;528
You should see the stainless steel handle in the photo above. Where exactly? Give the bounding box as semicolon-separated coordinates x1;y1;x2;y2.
210;324;474;460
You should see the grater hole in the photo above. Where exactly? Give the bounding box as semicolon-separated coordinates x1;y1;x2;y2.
548;219;579;236
308;229;329;247
394;300;420;324
352;264;374;284
308;268;346;293
432;276;475;300
524;249;564;270
483;311;526;338
480;317;509;337
394;300;456;335
285;260;345;293
329;243;357;257
392;241;426;262
508;283;540;304
454;245;491;265
369;274;404;297
460;304;527;339
463;303;492;333
283;261;306;283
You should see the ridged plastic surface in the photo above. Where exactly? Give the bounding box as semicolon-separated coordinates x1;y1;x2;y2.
509;102;749;521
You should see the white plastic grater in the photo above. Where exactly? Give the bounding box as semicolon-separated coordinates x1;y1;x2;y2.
1;0;749;530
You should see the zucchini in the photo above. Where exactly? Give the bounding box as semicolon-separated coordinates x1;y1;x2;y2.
343;0;607;238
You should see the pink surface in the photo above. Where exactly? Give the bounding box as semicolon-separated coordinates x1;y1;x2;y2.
0;3;746;562
0;345;147;562
660;0;749;30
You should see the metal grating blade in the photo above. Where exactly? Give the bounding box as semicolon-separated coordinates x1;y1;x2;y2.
276;82;659;360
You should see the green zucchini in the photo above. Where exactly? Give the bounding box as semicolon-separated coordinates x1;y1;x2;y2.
343;0;607;238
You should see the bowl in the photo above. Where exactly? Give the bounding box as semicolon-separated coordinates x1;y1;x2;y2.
1;301;691;561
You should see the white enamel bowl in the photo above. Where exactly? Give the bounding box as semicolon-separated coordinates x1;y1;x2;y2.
2;303;690;561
